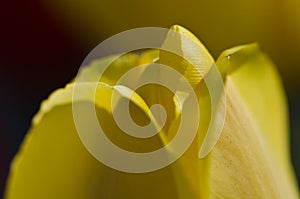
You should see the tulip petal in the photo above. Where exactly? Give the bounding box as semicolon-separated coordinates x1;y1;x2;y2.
159;25;214;87
217;43;293;171
5;83;183;199
5;25;299;199
158;25;218;199
5;53;181;199
206;44;300;198
75;50;159;86
208;78;299;198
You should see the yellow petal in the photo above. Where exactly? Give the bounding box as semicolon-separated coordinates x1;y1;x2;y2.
208;78;299;198
158;25;218;199
206;44;300;198
159;25;214;87
217;43;294;174
75;50;158;86
5;49;183;199
5;25;299;199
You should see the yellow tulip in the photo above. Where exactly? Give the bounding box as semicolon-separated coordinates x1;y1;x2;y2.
5;25;299;198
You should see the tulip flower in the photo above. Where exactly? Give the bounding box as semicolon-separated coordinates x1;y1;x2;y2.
5;25;299;198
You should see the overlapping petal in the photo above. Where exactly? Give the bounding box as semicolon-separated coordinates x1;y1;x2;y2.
5;25;299;199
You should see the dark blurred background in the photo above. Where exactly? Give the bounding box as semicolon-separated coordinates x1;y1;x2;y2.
0;0;299;197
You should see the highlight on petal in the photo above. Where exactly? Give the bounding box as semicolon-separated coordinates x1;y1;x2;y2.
159;25;214;87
